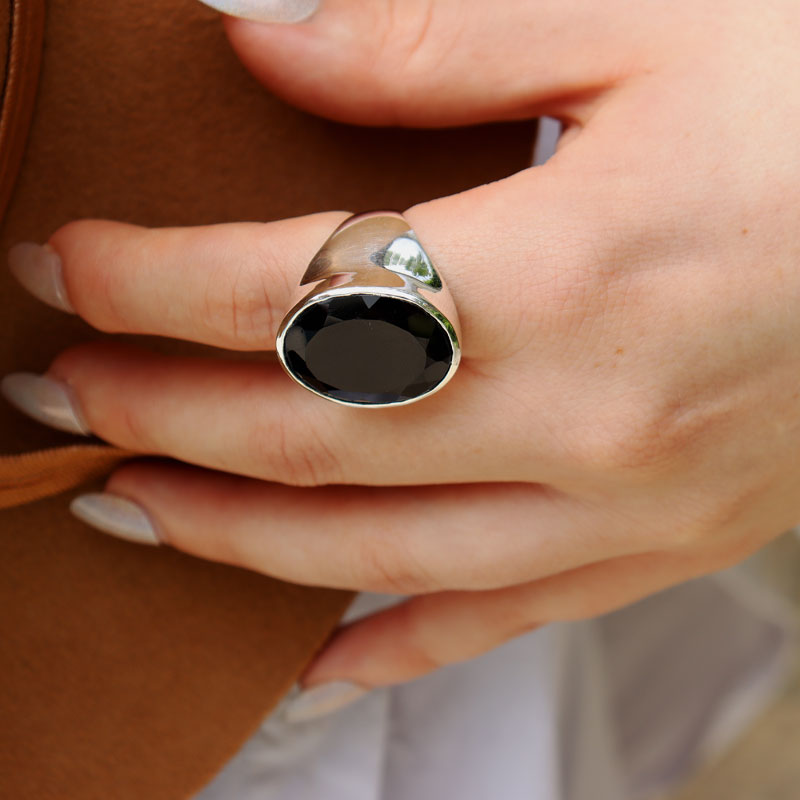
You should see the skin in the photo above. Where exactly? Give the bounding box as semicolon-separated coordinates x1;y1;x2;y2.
33;0;800;689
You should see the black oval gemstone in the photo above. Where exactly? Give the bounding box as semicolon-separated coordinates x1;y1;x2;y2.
282;294;454;404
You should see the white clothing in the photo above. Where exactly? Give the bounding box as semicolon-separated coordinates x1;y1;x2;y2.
195;560;797;800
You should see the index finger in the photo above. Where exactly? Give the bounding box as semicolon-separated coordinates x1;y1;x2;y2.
25;211;348;351
9;163;606;363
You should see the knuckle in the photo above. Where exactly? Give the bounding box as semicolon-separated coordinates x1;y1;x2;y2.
258;411;343;488
670;478;776;550
370;0;454;112
668;507;725;549
392;602;450;672
565;394;707;480
394;0;438;70
500;597;545;639
352;529;440;595
202;259;279;347
529;238;618;331
109;401;158;452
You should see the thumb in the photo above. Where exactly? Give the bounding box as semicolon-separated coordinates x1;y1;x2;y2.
201;0;659;127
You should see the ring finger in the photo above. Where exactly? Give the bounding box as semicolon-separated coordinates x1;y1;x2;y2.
70;459;656;594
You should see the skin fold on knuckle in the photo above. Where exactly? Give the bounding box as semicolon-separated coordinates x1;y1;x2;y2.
251;409;343;488
350;523;443;595
670;470;788;553
387;0;449;85
402;594;540;672
201;257;280;348
363;0;460;124
389;600;455;674
562;388;713;486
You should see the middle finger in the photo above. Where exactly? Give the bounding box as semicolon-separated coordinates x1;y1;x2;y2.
26;340;525;487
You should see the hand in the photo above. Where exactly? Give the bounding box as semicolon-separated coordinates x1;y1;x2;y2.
5;0;800;711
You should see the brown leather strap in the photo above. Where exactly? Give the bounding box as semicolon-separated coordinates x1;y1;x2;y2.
0;443;139;508
0;0;45;224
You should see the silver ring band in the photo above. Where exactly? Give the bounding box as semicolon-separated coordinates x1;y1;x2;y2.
275;211;462;407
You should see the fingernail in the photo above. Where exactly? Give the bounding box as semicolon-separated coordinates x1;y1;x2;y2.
1;372;91;435
70;493;162;546
8;242;75;313
197;0;319;23
283;680;369;723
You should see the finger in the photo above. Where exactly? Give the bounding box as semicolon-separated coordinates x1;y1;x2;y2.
222;0;661;127
40;193;526;362
46;341;518;485
83;459;652;594
298;548;729;689
45;212;348;351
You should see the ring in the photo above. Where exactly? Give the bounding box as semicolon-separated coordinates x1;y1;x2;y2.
275;211;462;407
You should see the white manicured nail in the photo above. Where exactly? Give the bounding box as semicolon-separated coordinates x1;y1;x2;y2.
197;0;319;23
70;493;162;546
8;242;75;313
283;680;369;723
1;372;91;435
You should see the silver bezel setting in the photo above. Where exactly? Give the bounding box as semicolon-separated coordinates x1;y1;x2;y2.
275;211;462;408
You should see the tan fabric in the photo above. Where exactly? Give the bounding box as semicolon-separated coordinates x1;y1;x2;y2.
0;444;137;508
0;0;537;797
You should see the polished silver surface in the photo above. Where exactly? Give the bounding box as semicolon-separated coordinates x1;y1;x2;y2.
276;211;462;408
380;234;442;291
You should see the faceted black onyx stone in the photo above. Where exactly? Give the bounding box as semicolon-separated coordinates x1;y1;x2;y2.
282;294;454;404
